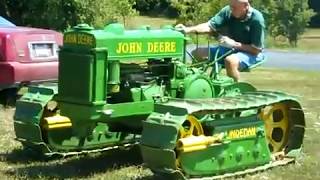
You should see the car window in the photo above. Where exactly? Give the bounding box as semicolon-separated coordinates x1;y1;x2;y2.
0;16;16;27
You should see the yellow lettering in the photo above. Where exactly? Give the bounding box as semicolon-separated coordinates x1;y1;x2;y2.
136;42;142;53
64;33;94;46
122;43;129;53
228;130;236;139
159;42;165;52
116;42;122;53
112;41;178;54
227;127;257;139
239;129;243;138
165;42;171;52
235;130;239;138
87;36;93;45
247;127;256;136
154;42;159;52
78;34;85;45
147;42;153;52
64;34;77;44
129;43;136;53
147;41;177;53
116;42;143;54
171;42;176;52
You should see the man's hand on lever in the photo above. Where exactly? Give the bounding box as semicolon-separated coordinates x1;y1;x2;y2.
218;36;241;49
175;24;189;33
175;23;212;34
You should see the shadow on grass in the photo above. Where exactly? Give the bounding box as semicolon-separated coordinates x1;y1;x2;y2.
0;89;18;107
0;148;45;164
2;146;144;179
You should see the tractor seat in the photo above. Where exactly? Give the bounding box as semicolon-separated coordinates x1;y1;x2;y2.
241;56;267;72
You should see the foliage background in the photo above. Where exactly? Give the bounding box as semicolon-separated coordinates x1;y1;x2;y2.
0;0;137;31
1;0;315;47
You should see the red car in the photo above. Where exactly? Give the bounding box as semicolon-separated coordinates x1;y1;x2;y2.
0;16;62;102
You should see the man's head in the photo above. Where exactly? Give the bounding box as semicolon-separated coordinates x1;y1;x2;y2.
230;0;250;19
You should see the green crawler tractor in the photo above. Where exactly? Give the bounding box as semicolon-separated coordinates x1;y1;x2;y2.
13;23;305;179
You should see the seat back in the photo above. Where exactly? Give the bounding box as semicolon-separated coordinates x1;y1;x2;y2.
241;55;267;72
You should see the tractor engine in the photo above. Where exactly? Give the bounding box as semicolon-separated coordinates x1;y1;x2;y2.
108;59;174;104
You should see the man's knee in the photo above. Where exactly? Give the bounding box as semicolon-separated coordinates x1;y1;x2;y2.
224;55;239;68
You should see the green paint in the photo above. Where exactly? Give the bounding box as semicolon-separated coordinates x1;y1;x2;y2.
13;23;305;179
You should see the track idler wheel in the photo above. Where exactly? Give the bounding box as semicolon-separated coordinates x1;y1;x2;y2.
260;103;290;153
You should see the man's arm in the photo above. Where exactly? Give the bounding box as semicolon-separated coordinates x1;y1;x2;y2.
234;43;261;56
176;22;214;34
218;36;261;55
177;24;261;55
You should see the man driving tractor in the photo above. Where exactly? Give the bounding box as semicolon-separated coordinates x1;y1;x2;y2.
176;0;266;82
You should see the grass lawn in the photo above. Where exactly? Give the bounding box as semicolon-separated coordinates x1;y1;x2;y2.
0;68;319;179
266;34;320;52
301;28;320;37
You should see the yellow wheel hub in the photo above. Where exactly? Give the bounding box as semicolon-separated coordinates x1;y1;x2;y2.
176;115;204;168
179;115;204;138
260;103;290;153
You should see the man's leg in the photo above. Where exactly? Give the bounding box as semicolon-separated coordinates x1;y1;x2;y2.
224;54;241;82
224;51;265;82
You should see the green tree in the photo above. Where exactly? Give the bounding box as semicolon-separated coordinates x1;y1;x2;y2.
46;0;137;29
251;0;276;27
112;0;138;26
171;0;228;25
269;0;315;47
0;0;137;31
